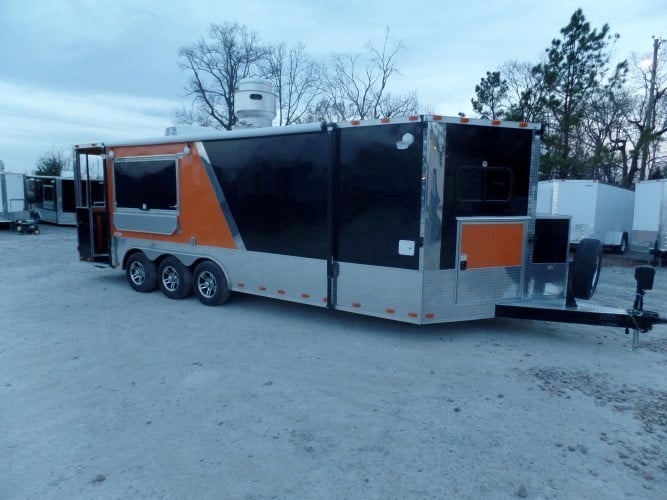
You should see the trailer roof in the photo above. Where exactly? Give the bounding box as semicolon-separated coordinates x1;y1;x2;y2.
74;115;540;150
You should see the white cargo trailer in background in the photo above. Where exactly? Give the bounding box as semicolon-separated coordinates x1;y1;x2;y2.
0;161;27;224
537;180;634;253
632;179;667;260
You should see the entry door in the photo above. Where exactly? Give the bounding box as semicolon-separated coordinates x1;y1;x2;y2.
455;218;526;305
75;147;112;266
330;122;425;317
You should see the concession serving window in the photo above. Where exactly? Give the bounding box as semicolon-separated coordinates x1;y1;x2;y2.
112;156;179;235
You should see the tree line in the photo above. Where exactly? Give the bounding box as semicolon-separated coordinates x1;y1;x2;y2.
471;9;666;186
34;9;665;188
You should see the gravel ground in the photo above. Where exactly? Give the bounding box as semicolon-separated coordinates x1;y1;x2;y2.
1;224;666;499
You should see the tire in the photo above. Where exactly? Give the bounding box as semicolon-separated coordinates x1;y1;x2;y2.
570;238;602;300
192;261;231;306
157;256;192;299
616;234;628;254
126;252;157;292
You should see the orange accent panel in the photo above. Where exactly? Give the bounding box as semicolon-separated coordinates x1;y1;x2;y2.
108;143;236;249
178;151;236;248
461;223;524;269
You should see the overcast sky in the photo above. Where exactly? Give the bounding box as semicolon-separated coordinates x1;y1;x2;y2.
1;0;665;173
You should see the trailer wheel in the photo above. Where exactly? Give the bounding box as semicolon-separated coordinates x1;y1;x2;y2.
126;252;157;292
570;238;602;300
192;261;231;306
158;256;192;299
616;234;628;254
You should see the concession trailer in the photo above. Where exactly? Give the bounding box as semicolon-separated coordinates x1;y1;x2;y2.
72;82;665;343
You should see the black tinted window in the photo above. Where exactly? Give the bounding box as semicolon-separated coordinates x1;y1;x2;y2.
114;158;177;210
456;166;513;202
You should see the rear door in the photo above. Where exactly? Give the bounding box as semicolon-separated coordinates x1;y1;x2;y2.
439;122;535;304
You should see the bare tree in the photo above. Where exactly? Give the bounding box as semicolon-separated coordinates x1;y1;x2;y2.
378;91;419;118
500;60;548;122
609;45;667;185
178;23;266;130
261;42;321;125
632;39;667;180
316;28;418;121
580;86;630;183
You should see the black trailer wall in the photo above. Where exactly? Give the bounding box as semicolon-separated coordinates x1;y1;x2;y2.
203;122;424;270
205;132;330;260
335;123;423;270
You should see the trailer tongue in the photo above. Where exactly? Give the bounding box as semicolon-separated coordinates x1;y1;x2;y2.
497;265;666;349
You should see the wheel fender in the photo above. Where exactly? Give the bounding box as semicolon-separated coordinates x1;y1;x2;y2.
603;230;624;247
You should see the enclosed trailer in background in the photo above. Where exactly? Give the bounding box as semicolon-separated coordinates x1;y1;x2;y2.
632;179;667;261
0;162;39;233
0;162;26;224
25;175;76;225
25;174;104;225
537;180;634;253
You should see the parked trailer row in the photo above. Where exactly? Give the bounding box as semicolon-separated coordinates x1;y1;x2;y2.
536;178;667;263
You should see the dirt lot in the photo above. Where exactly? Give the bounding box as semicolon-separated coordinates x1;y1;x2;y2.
1;224;666;499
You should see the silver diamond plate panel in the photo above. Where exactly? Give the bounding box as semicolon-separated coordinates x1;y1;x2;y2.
527;131;541;219
422;269;496;322
524;263;568;298
456;267;521;305
335;262;423;323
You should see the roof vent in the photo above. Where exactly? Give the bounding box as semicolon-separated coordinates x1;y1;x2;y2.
234;78;276;128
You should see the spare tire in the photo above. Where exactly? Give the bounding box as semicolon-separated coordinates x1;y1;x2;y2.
570;238;602;300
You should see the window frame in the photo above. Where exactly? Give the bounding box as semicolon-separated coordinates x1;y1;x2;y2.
112;155;180;214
